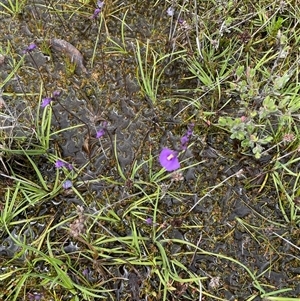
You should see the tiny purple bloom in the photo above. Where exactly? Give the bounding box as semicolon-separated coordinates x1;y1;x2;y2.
41;97;52;108
181;135;189;149
34;293;42;301
24;43;37;53
55;160;65;168
66;163;73;170
181;135;189;144
52;90;61;98
145;217;153;225
27;292;43;301
82;268;89;277
187;123;194;136
159;148;180;171
91;1;104;19
96;121;107;138
181;123;194;149
63;180;73;189
91;8;101;19
97;0;104;8
96;128;105;138
167;6;175;16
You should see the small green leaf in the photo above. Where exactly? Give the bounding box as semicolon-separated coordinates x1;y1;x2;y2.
274;73;290;90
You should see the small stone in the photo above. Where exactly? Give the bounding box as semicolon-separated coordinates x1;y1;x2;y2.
0;54;5;65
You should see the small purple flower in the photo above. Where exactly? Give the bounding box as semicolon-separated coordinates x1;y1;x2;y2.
187;123;194;136
23;43;37;53
63;180;73;189
91;1;104;19
82;268;89;277
159;148;180;171
167;6;175;16
181;135;189;149
97;0;104;8
96;121;107;138
54;160;65;168
181;123;194;149
27;292;43;301
41;97;52;108
96;128;105;138
91;8;101;19
34;294;42;301
52;90;61;98
66;163;73;170
145;217;153;225
41;91;60;107
54;160;73;170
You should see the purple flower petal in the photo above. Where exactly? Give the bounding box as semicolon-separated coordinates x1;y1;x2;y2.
167;6;175;16
96;129;105;138
63;180;72;189
24;43;37;53
41;97;52;108
91;8;101;19
187;123;194;136
181;123;194;149
145;217;153;225
181;135;189;148
159;148;180;171
66;163;73;170
97;0;104;8
96;121;107;138
27;292;43;301
91;1;104;19
54;160;65;168
82;268;89;277
52;90;61;98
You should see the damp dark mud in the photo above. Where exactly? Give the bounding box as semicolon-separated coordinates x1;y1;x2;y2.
0;1;299;301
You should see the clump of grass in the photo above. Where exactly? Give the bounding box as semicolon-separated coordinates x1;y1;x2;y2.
134;39;186;105
104;9;131;55
272;159;300;226
0;0;26;17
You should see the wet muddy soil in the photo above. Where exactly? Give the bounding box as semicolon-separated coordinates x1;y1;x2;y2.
0;1;299;300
